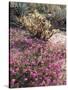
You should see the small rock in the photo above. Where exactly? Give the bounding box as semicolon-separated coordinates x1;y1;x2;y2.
48;32;66;49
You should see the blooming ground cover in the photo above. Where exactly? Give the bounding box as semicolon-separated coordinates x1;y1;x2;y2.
9;28;66;88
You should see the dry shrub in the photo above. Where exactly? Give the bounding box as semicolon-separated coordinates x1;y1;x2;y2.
17;10;60;40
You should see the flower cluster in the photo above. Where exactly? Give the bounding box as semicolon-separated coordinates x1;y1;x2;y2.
9;28;66;88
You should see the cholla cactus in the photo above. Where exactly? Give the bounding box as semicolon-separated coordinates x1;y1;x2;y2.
17;10;60;40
